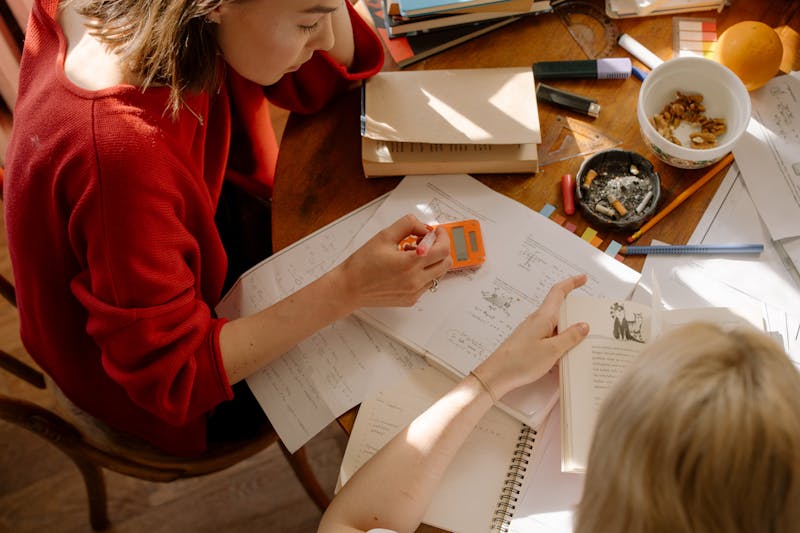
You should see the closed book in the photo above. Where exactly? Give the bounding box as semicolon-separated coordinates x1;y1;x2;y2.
399;0;513;17
361;68;541;177
385;0;550;36
389;0;537;16
360;0;522;68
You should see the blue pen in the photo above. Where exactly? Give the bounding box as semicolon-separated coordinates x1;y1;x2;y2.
631;66;648;81
620;244;764;255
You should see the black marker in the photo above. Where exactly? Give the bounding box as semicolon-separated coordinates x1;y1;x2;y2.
532;58;632;80
536;83;600;118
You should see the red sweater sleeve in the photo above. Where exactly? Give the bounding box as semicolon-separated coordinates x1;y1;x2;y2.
264;0;384;113
67;112;234;428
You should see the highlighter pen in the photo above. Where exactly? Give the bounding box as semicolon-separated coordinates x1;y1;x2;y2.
536;83;600;118
533;58;632;80
415;230;437;256
617;33;664;70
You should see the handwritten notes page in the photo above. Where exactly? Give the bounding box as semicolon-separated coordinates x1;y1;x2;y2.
216;196;426;453
733;71;800;240
338;363;526;533
339;174;640;429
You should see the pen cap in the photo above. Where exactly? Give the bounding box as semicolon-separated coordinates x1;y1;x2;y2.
597;58;632;79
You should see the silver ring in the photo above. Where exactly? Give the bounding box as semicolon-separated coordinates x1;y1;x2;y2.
429;278;439;292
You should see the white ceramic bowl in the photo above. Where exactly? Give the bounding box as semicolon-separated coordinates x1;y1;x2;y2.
637;56;750;169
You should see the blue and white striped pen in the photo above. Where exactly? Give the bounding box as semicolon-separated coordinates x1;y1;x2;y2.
620;244;764;256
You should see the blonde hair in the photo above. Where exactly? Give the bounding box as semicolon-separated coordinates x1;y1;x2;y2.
66;0;229;117
576;322;800;533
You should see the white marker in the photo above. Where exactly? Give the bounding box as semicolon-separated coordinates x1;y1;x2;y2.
618;33;664;70
415;230;437;256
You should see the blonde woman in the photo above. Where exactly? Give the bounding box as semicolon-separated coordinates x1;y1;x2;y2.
4;0;451;456
320;316;800;532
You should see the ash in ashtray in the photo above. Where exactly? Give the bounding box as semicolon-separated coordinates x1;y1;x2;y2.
581;170;656;220
576;150;661;231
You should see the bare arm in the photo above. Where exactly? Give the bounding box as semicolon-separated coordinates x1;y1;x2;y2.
219;215;451;384
318;275;590;533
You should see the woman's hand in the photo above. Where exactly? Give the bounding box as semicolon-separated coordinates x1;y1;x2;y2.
333;214;452;309
472;274;590;401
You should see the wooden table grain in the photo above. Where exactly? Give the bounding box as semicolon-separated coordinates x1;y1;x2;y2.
272;2;799;530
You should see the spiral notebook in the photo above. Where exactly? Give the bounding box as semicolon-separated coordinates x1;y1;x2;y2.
337;364;582;532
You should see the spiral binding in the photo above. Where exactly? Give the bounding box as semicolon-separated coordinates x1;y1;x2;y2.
490;424;536;532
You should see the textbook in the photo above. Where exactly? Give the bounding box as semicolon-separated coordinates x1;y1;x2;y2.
387;0;538;16
361;68;541;177
360;0;522;68
558;289;765;473
338;364;584;533
399;0;515;17
338;174;640;429
384;0;551;36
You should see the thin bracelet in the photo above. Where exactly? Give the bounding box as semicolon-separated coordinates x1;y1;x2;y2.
469;370;497;404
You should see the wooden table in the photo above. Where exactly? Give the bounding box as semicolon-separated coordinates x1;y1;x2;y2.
272;2;798;530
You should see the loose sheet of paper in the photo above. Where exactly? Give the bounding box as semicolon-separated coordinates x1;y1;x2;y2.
339;174;640;429
216;196;425;452
632;167;800;366
733;71;800;240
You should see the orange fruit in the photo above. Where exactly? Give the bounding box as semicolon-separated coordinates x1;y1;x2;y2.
714;21;783;91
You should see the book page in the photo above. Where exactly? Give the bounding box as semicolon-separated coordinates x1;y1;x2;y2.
559;294;652;472
338;364;525;533
339;174;640;429
215;197;425;453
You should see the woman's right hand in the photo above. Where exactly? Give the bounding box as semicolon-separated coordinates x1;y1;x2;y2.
332;214;453;309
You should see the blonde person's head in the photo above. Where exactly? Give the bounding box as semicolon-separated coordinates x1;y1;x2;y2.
575;322;800;533
67;0;227;116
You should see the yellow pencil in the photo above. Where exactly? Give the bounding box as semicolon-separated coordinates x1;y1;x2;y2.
627;152;735;243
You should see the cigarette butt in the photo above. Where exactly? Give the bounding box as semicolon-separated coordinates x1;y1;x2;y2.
635;190;654;213
583;169;597;188
595;203;616;217
608;194;628;216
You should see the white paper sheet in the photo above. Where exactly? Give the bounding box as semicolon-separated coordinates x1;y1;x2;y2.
216;196;426;452
733;71;800;240
632;167;800;366
339;174;640;429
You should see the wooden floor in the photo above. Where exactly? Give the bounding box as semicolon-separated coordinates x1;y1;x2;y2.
0;108;351;532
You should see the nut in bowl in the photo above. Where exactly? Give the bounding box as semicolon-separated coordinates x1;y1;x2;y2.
637;56;751;169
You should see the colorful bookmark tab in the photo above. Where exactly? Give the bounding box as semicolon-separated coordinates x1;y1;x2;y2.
581;227;598;243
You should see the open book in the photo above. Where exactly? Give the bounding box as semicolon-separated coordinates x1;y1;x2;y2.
361;68;541;176
339;174;640;430
338;364;584;533
558;285;765;473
